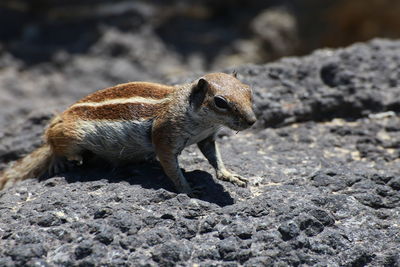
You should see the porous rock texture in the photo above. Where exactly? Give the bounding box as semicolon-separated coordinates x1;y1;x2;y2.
1;39;400;266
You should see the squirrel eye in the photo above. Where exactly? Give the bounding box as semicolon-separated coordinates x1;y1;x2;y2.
214;96;229;109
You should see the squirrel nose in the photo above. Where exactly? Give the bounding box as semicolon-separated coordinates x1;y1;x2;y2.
246;114;257;126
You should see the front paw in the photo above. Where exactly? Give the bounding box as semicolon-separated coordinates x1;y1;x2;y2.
217;170;248;187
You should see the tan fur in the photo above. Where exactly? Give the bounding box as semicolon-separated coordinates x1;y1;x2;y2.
0;73;256;195
45;115;83;158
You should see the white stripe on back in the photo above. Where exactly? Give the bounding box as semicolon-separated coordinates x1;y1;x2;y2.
72;97;168;108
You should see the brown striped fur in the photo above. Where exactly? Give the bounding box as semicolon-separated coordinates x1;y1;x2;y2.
77;82;175;103
67;102;166;121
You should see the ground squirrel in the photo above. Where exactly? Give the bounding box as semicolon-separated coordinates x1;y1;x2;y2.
0;72;256;195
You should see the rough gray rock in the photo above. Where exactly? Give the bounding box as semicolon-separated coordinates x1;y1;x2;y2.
1;39;400;266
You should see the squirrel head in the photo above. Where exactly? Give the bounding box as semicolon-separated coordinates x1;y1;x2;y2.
190;72;257;131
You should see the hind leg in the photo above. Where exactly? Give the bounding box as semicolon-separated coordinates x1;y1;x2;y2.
48;142;84;176
45;116;84;176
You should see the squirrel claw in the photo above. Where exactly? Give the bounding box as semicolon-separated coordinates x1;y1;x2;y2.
217;170;249;188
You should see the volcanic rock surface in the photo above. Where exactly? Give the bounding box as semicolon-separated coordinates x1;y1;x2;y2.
1;39;400;266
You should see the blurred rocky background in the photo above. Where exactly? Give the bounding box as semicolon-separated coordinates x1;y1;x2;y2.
1;0;400;73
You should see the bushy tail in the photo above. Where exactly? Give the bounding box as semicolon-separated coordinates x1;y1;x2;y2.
0;144;52;190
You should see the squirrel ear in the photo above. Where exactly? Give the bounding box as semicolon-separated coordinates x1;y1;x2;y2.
190;78;208;110
232;70;238;78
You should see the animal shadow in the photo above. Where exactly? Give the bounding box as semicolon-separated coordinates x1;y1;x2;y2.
55;157;234;207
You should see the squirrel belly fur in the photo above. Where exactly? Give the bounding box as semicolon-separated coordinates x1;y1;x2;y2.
0;72;257;195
